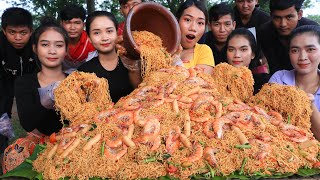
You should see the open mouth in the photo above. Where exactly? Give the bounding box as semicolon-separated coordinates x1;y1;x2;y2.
186;34;195;41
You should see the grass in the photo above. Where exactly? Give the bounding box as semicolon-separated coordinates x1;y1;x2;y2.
9;118;26;144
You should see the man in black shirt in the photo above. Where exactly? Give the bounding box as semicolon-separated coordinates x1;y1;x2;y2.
0;8;36;159
203;3;236;65
234;0;270;34
258;0;318;75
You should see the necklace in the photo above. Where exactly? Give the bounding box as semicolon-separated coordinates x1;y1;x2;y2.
295;76;320;95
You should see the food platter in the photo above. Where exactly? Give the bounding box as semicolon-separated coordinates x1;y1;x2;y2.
1;64;320;180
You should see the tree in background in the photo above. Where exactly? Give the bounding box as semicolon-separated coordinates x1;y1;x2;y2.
6;0;85;27
4;0;315;26
307;15;320;24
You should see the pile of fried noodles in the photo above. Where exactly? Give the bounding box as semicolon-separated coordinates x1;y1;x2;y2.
33;64;319;180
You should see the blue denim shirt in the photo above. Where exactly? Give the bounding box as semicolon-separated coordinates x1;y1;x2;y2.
269;69;320;110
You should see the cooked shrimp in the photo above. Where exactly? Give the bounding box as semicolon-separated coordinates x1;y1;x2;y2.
280;124;308;143
185;77;206;87
105;133;123;148
136;86;159;97
224;112;244;122
172;99;179;114
133;108;147;127
254;134;272;142
122;97;142;110
185;86;201;96
213;118;231;139
250;114;266;129
115;111;134;127
190;113;211;123
143;117;161;136
177;102;192;109
203;147;218;167
203;120;215;139
178;96;193;104
150;136;161;151
211;100;223;118
227;99;251;112
188;94;199;101
190;96;222;122
104;144;128;161
166;126;181;154
251;139;272;161
183;142;203;163
94;109;119;122
231;126;249;145
268;111;283;126
164;81;178;95
188;67;197;78
126;124;135;139
253;106;270;119
179;134;192;149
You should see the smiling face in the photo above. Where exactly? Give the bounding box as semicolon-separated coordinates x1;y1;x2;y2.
3;26;32;49
235;0;258;17
34;29;66;69
290;33;320;75
179;5;206;49
227;35;255;67
88;16;117;54
271;6;302;36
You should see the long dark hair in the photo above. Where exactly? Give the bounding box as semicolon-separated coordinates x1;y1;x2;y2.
176;0;209;25
290;25;320;46
33;16;69;50
226;28;260;69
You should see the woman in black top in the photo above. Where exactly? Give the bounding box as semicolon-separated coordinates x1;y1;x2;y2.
3;18;69;174
15;18;69;136
78;11;141;103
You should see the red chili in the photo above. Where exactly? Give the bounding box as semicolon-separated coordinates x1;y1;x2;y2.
49;133;57;143
167;164;178;173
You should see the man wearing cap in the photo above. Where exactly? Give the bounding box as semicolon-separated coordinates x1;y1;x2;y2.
258;0;318;75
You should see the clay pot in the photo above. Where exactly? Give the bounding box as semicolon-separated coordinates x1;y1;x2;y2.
123;2;181;60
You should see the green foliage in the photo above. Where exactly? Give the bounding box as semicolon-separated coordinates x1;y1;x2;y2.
307;15;320;24
99;0;123;23
2;145;319;180
0;144;46;179
8;0;86;27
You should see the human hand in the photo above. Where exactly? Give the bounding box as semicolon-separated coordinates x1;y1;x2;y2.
38;81;60;109
120;55;141;72
0;113;15;139
116;35;127;56
171;44;184;66
307;93;315;102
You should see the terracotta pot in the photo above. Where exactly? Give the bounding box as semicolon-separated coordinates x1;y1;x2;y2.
123;2;181;60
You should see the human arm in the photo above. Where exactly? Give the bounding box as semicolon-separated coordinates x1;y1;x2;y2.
306;94;320;140
310;102;320;140
195;44;214;74
268;70;286;84
14;75;50;132
120;55;142;88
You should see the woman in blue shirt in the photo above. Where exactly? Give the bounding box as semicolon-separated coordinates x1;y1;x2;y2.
269;25;320;140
